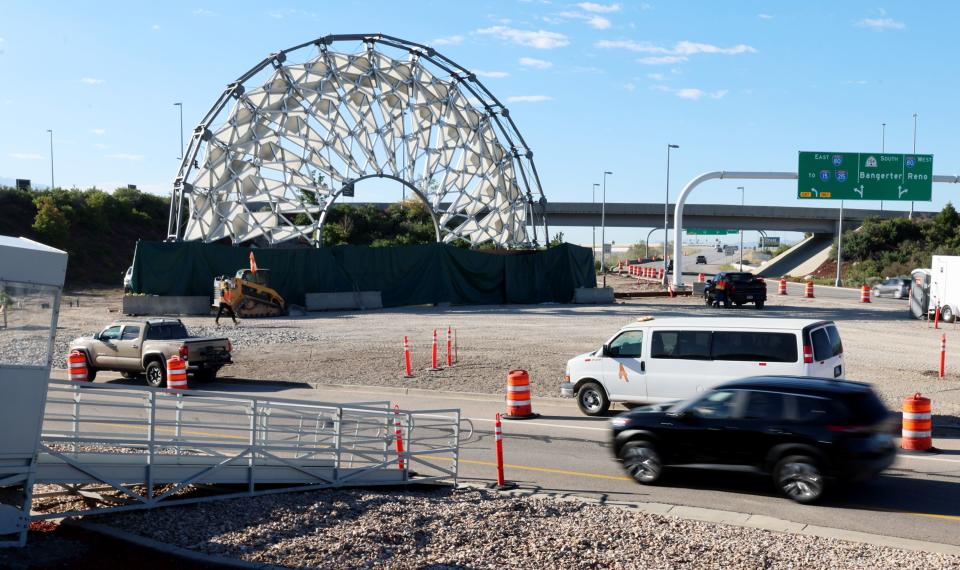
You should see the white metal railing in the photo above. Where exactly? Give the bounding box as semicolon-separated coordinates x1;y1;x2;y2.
32;380;460;519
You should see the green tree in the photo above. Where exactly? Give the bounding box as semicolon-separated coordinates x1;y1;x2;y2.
31;196;70;248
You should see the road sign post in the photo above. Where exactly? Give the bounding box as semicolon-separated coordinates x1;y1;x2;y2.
798;152;933;201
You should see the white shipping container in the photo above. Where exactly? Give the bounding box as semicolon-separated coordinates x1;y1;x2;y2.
930;255;960;322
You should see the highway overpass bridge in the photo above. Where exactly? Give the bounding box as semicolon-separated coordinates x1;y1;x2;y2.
540;202;932;233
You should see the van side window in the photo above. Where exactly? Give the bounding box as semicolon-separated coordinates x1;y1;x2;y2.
825;325;843;356
810;328;832;361
711;331;798;363
651;331;711;360
608;330;643;358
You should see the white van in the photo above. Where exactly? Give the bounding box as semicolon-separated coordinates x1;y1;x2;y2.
561;317;845;416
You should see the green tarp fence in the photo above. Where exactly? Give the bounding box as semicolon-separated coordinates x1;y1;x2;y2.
130;241;596;307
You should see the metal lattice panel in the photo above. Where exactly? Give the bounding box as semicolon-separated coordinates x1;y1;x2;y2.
168;34;548;248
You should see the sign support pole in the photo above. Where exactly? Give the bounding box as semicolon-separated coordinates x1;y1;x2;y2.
835;201;844;287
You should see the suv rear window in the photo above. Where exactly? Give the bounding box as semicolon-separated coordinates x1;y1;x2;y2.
837;391;889;425
145;323;189;340
711;331;798;363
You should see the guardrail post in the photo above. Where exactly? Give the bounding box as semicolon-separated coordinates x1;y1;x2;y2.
175;394;184;460
72;386;81;455
248;402;257;494
333;407;343;485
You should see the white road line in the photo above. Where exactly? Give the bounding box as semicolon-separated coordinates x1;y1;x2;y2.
469;417;608;432
897;453;960;464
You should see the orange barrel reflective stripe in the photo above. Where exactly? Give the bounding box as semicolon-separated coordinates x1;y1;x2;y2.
67;350;88;382
166;355;189;390
902;393;932;451
503;369;538;420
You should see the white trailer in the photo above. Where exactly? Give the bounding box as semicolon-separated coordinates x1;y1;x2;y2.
930;255;960;322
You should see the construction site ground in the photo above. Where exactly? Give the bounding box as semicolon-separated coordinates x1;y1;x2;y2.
55;284;960;419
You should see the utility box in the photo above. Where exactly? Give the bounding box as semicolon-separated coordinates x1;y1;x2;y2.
0;236;67;546
929;256;960;322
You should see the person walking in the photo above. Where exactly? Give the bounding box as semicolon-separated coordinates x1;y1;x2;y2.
215;277;239;325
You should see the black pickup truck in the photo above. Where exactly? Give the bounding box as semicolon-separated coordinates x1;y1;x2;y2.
704;272;768;309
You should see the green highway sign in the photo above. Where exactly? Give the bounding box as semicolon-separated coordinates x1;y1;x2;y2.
798;151;933;201
687;228;739;235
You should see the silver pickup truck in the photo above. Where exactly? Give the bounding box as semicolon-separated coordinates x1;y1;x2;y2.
68;318;232;387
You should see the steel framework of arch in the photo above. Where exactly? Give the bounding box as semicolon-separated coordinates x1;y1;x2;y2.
167;33;549;248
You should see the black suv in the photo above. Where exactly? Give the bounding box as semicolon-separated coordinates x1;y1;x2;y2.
610;376;895;503
704;272;767;309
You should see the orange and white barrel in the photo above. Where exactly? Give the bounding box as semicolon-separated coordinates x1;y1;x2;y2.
67;350;88;382
860;284;871;303
504;369;538;419
804;281;815;298
902;393;932;451
697;273;705;283
166;355;189;390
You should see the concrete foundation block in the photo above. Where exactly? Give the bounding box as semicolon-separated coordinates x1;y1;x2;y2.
573;287;615;304
123;296;211;316
305;291;383;311
692;282;707;296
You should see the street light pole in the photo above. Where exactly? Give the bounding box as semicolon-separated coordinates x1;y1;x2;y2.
737;186;744;269
602;171;612;288
174;102;184;160
664;144;679;285
592;183;599;261
911;113;918;219
46;129;54;189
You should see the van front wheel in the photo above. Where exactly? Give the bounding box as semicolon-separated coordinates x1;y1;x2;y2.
577;381;610;416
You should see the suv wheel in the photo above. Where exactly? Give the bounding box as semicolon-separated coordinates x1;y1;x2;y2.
755;300;765;310
619;441;663;484
576;381;610;416
774;455;825;504
145;360;166;388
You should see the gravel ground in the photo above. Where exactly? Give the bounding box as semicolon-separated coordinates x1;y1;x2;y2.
95;486;960;569
51;285;960;419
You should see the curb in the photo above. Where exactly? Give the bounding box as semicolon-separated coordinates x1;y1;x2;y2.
63;519;284;569
457;482;960;557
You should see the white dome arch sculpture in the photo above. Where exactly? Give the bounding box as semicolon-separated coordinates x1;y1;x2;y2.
167;33;549;248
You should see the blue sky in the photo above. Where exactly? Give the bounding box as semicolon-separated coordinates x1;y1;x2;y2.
1;1;957;246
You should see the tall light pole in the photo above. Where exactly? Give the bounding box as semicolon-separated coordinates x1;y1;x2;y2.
174;102;184;160
601;171;612;288
880;122;885;212
592;183;599;259
911;113;918;219
737;186;744;269
46;129;54;189
664;144;679;284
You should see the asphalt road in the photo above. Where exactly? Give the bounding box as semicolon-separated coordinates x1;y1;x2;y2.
48;368;960;549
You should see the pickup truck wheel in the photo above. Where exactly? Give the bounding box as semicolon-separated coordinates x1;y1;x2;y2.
577;381;610;416
193;368;218;382
83;354;97;382
755;300;765;310
145;360;166;388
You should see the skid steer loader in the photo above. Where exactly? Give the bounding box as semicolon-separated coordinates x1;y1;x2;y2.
213;253;285;318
